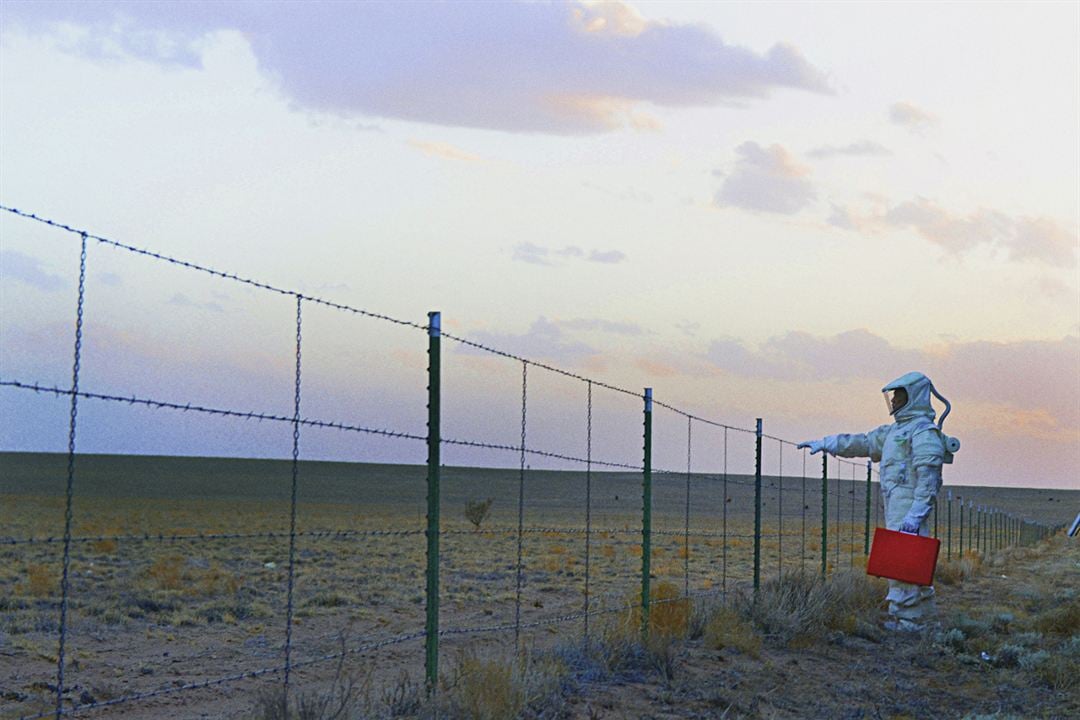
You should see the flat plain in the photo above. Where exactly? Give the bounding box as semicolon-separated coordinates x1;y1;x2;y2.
1;452;1075;718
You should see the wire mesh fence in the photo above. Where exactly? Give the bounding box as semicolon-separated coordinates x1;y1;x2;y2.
0;206;1061;719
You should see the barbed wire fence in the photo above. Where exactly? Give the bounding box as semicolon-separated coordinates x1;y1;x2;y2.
0;206;1062;719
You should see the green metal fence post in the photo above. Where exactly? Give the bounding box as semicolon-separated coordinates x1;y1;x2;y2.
753;418;763;594
977;506;983;555
958;498;964;557
946;490;952;560
424;311;441;690
820;454;828;578
972;505;980;557
641;388;653;638
864;460;871;555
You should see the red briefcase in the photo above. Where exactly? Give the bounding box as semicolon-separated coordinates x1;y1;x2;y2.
866;528;941;586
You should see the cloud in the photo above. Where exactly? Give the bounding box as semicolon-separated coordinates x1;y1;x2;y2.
513;243;555;266
889;101;937;132
884;199;1011;255
167;293;224;313
558;318;643;335
4;1;832;135
0;250;66;291
715;142;816;214
457;317;597;366
830;197;1078;267
588;249;626;264
707;329;923;382
406;140;482;163
512;243;627;266
706;329;1080;437
807;140;891;159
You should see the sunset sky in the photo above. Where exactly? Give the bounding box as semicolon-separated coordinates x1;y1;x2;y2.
1;1;1077;489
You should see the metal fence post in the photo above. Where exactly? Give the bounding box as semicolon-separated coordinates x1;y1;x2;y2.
641;388;652;638
946;490;952;560
958;498;964;557
972;505;980;557
425;311;441;689
863;460;871;555
976;505;982;556
820;454;828;578
753;418;762;594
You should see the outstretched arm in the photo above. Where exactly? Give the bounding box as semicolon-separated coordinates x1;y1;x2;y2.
798;425;890;461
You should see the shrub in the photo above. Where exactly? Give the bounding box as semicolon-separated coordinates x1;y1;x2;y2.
147;555;185;591
22;564;54;598
447;649;565;720
735;570;882;647
464;498;494;531
704;606;761;657
1033;598;1080;637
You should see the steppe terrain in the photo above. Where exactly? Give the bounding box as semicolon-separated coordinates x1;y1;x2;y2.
1;452;1075;719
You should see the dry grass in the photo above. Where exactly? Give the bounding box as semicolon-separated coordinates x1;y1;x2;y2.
1032;597;1080;637
21;563;55;597
734;570;884;646
703;606;761;657
937;551;983;585
446;649;566;720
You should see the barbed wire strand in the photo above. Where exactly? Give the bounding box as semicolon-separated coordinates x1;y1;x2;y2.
0;376;835;484
1;525;779;548
22;630;427;720
2;205;891;459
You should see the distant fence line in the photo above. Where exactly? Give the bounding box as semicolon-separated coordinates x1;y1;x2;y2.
0;205;1062;720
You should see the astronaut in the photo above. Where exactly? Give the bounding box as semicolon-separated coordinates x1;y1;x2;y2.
798;371;957;630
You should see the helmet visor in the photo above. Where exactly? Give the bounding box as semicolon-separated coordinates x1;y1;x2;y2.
883;388;908;415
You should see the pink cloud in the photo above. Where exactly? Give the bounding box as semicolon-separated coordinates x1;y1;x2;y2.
715;142;816;215
830;197;1078;267
4;1;832;135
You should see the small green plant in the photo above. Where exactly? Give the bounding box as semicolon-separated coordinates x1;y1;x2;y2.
464;497;494;531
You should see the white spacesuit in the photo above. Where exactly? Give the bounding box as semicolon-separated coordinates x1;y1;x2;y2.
799;372;957;629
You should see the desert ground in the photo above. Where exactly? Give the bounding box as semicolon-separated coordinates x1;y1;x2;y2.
1;452;1075;719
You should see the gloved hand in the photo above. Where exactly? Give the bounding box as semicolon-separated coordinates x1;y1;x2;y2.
899;517;921;534
797;440;824;455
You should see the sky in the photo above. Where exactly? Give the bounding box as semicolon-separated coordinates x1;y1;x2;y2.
0;1;1077;489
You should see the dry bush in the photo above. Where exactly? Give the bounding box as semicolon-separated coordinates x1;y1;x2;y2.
736;570;883;646
648;582;690;638
145;554;240;597
703;606;761;658
464;498;494;531
1033;597;1080;637
199;563;241;596
936;552;982;585
21;563;54;597
147;555;185;591
447;649;565;720
619;581;691;640
601;545;616;560
91;538;118;554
